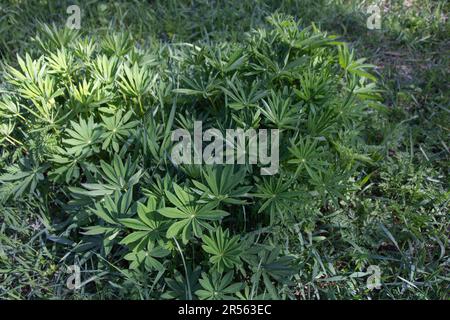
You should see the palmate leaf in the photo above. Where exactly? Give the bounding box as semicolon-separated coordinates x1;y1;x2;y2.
352;79;383;101
195;271;244;300
73;37;96;61
5;53;46;85
161;267;201;300
202;227;242;273
69;79;110;111
308;167;350;206
260;91;298;129
70;155;142;198
119;196;167;250
0;158;49;200
142;174;173;200
287;136;327;177
158;183;229;244
101;32;133;57
268;14;340;51
83;189;135;240
46;48;76;78
243;245;295;299
206;46;248;75
331;136;375;168
294;68;334;112
63;116;102;155
257;246;295;281
0;121;18;146
98;155;142;191
306;107;337;137
118;63;157;113
231;106;261;129
90;54;120;84
35;23;79;50
17;74;63;103
221;76;266;111
338;44;377;82
48;146;86;183
100;109;139;153
141;99;177;163
247;36;309;82
17;75;65;124
123;241;170;271
192;165;252;205
173;73;221;99
253;176;302;219
0;96;22;119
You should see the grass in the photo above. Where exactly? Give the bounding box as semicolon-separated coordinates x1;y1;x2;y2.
0;0;448;300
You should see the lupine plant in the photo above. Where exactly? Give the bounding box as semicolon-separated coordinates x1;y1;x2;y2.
0;14;383;299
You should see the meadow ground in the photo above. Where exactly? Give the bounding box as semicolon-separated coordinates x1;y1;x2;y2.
0;0;448;299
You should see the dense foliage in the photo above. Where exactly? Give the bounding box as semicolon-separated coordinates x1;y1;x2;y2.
0;0;448;300
0;14;382;299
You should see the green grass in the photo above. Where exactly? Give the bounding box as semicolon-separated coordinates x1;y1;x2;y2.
0;0;448;300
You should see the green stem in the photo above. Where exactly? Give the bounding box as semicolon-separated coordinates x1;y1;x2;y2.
5;135;22;146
